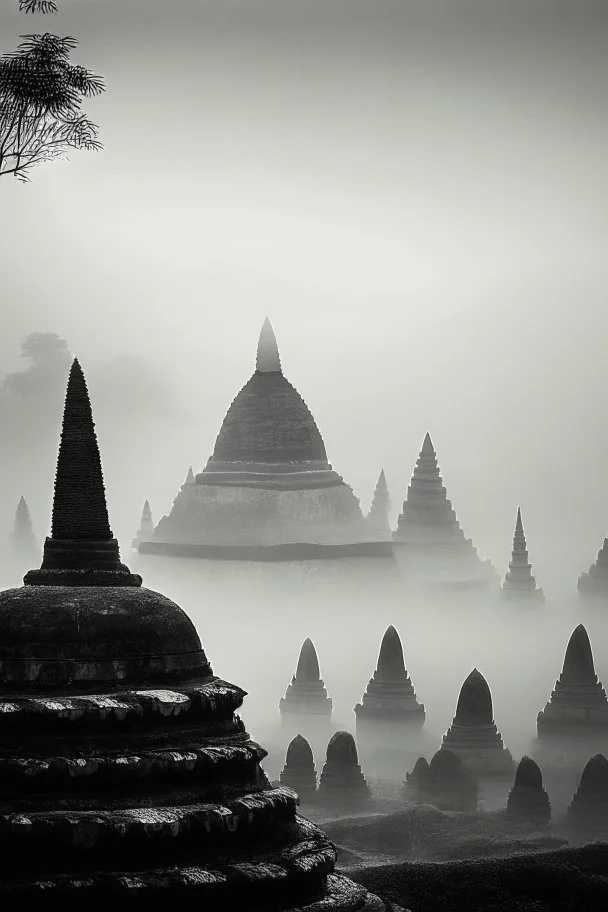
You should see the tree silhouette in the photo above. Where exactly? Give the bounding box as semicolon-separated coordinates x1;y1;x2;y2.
1;3;104;181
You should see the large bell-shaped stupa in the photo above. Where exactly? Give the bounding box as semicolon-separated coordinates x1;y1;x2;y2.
142;320;392;560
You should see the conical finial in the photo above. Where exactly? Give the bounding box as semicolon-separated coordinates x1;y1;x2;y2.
142;500;152;520
185;465;195;484
376;625;407;680
295;638;321;682
454;669;493;725
24;359;141;588
513;756;543;790
421;432;435;457
515;507;523;534
256;318;281;373
561;625;597;685
366;468;391;532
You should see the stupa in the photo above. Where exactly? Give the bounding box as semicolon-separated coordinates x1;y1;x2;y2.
279;734;317;800
500;508;545;601
185;465;195;484
317;732;371;808
9;496;39;565
566;754;608;833
537;625;608;738
0;360;397;908
505;756;551;824
354;625;425;736
280;638;332;721
403;756;434;805
428;748;478;812
393;433;497;589
141;320;393;561
578;538;608;597
366;469;391;534
131;499;155;549
441;669;514;775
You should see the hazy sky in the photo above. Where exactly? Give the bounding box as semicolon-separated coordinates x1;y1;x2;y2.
1;0;608;584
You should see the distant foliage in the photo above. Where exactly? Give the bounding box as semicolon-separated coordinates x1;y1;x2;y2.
0;33;104;180
1;332;72;400
20;1;59;13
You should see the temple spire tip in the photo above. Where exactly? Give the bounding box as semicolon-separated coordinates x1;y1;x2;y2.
256;318;281;373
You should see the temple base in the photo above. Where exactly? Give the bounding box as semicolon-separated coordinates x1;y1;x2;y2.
500;585;545;602
140;540;393;561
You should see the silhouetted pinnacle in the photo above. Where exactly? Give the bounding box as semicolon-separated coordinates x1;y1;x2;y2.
421;432;435;457
561;625;597;685
142;500;152;521
579;754;608;792
185;466;194;484
14;496;34;536
409;756;433;783
326;731;359;766
515;507;523;534
455;669;494;725
256;317;281;373
285;734;314;769
376;625;407;680
24;359;141;587
295;638;321;683
514;756;543;790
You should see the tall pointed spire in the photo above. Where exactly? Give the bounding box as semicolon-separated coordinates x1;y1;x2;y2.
296;638;321;683
279;638;332;720
10;495;39;562
185;465;195;485
24;359;141;587
255;317;281;373
366;469;391;534
421;432;435;457
131;499;155;550
501;507;544;600
442;669;513;774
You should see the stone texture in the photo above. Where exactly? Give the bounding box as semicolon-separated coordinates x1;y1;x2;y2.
131;499;155;550
566;754;608;832
578;538;608;597
142;321;392;560
393;433;497;589
441;670;514;775
354;626;425;732
537;625;608;737
506;756;551;824
280;734;317;799
0;359;392;908
280;639;333;719
501;508;545;601
318;732;371;809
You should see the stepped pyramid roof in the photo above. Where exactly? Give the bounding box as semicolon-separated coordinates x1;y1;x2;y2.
501;507;544;600
578;537;608;596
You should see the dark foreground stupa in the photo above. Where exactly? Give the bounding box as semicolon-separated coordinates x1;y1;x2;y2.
578;538;608;597
393;433;497;589
537;625;608;738
505;756;551;824
0;360;399;908
500;508;545;601
441;669;513;775
141;320;392;561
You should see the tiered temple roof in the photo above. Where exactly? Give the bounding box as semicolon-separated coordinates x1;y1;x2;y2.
354;625;425;730
317;732;370;808
0;360;396;908
441;669;513;775
279;734;317;800
505;756;551;824
141;320;393;561
366;469;391;534
9;495;39;565
131;499;155;550
280;638;333;719
537;625;608;737
393;433;497;589
578;538;608;597
501;508;545;601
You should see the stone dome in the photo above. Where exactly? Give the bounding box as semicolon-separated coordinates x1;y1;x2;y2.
455;669;494;724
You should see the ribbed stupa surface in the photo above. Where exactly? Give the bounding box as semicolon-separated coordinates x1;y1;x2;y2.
317;732;370;807
501;508;544;599
505;756;551;823
280;639;332;718
578;538;608;595
354;626;425;725
537;625;608;736
441;670;513;775
0;361;395;909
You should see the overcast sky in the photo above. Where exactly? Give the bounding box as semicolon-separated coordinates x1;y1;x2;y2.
1;0;607;583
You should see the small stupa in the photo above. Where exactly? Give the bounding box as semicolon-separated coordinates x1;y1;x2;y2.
280;638;333;720
501;508;545;601
393;433;497;589
537;625;608;738
9;496;39;565
279;734;317;800
441;669;514;774
0;360;394;907
403;756;434;805
142;320;393;561
317;731;371;808
566;754;608;832
505;756;551;824
354;625;425;738
428;748;478;812
185;465;195;484
366;469;391;534
578;538;608;597
131;499;155;549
